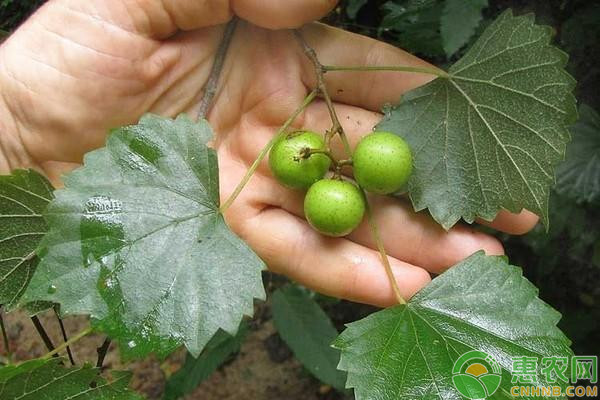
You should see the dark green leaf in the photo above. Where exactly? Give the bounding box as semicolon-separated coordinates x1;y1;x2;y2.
272;285;346;391
163;322;248;400
379;10;577;229
21;114;265;359
0;358;142;399
0;169;53;308
440;0;487;57
333;252;572;399
555;104;600;204
380;0;445;58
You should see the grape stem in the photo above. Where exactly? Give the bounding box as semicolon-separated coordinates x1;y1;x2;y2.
296;148;352;173
293;30;352;158
322;64;449;78
219;90;318;213
363;192;407;305
197;17;239;120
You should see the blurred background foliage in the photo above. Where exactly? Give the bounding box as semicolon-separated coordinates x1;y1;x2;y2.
1;0;598;393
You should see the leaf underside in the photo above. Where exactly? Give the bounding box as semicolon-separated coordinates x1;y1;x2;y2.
272;285;347;391
21;114;266;359
333;251;572;400
555;104;600;204
0;169;53;308
0;358;142;399
379;10;577;229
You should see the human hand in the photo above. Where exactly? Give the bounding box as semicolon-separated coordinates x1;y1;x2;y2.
0;0;539;306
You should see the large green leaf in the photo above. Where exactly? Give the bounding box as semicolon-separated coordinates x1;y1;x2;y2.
378;10;577;229
21;114;266;359
0;358;142;399
333;252;572;400
163;322;248;400
555;104;600;204
0;169;53;308
272;285;347;391
440;0;487;57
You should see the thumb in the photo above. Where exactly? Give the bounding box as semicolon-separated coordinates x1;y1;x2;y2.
54;0;338;39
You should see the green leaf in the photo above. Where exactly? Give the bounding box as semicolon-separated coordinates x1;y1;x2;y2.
0;169;53;308
0;358;142;399
380;0;445;58
163;322;248;400
333;251;572;399
378;10;577;229
440;0;487;57
555;104;600;204
272;285;346;391
21;114;266;359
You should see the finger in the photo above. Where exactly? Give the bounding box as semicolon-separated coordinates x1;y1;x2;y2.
268;180;504;273
477;209;540;235
299;23;439;112
60;0;338;40
236;207;431;307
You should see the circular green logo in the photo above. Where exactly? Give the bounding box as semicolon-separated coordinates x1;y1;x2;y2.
452;350;502;399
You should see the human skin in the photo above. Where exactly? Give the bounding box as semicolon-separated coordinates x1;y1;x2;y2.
0;0;539;307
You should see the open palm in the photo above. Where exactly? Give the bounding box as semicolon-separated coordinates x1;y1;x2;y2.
0;0;538;306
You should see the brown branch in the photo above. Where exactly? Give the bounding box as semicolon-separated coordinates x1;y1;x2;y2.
96;338;111;369
293;30;352;157
54;306;75;365
197;17;239;120
0;306;10;359
31;315;59;358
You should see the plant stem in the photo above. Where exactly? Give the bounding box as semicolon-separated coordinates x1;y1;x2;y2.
293;30;353;158
54;307;75;365
96;338;111;368
197;17;239;120
219;89;318;213
363;193;406;305
322;64;449;78
43;327;93;360
31;315;59;358
0;306;10;361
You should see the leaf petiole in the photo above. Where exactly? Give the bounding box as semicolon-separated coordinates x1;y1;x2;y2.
42;327;93;360
322;65;449;78
219;90;318;213
363;191;406;305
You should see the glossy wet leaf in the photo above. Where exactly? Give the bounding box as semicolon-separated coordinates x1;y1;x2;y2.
440;0;487;57
21;114;265;359
378;10;577;229
333;252;572;400
163;322;248;400
0;358;142;399
556;104;600;204
272;285;346;391
0;169;53;308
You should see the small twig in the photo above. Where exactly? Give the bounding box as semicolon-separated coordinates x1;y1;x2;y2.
220;89;318;213
53;306;75;365
293;30;352;158
96;338;111;368
363;192;406;305
31;315;59;358
0;306;10;360
43;327;93;360
197;17;239;120
322;64;448;78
